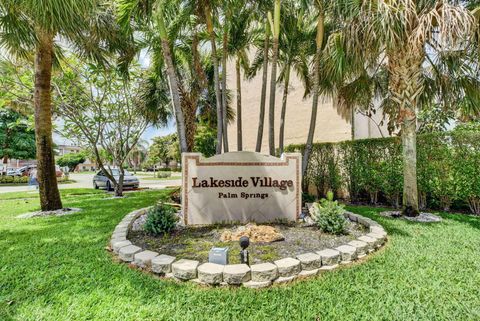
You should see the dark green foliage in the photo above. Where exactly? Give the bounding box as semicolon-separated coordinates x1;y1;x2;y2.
309;191;347;234
194;123;217;158
289;130;480;214
57;152;86;171
0;109;36;161
143;203;179;235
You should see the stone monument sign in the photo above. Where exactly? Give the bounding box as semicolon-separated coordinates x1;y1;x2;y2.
181;152;301;225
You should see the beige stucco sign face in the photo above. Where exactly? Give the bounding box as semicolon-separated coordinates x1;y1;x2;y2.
181;152;302;225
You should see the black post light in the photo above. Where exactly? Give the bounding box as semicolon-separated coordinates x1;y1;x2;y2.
239;236;250;266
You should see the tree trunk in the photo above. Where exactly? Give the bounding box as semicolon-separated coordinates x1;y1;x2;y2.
268;3;280;156
387;48;423;217
222;22;229;153
236;58;243;151
278;65;290;155
303;10;324;175
115;167;124;197
34;31;62;211
255;20;270;153
182;99;197;152
401;114;419;216
205;3;223;155
156;6;188;153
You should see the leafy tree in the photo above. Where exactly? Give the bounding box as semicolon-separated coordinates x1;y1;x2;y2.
0;109;36;164
194;123;217;157
147;134;180;169
55;59;149;197
0;0;130;210
57;153;86;172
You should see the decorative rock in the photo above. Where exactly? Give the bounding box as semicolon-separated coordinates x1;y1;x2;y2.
110;236;127;247
348;240;369;257
197;263;224;284
118;245;142;262
220;223;284;243
367;232;386;246
345;212;359;222
319;264;338;271
317;249;341;266
274;257;301;277
112;240;131;253
172;259;199;280
298;269;318;278
370;226;386;235
274;276;296;284
223;264;251;284
111;232;127;240
296;252;321;271
336;245;358;263
134;250;159;268
243;280;271;289
358;235;377;251
152;254;176;274
250;263;278;282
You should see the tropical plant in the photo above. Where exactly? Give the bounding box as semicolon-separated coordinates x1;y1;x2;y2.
268;0;281;156
309;191;347;234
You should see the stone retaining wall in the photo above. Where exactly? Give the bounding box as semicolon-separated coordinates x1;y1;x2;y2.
109;208;387;289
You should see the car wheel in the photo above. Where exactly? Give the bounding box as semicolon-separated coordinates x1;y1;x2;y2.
106;181;112;191
93;182;99;190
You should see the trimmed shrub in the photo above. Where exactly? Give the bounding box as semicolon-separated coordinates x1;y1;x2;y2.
143;203;179;235
290;130;480;215
156;171;172;178
309;191;348;234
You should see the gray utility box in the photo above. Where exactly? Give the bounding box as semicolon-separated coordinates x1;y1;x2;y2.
208;247;229;265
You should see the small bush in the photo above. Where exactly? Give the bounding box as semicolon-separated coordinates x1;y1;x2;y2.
143;203;179;235
156;171;172;178
309;191;347;235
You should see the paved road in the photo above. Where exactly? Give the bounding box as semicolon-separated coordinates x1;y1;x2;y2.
0;173;181;194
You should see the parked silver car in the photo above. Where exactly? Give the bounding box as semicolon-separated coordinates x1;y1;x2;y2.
93;169;139;191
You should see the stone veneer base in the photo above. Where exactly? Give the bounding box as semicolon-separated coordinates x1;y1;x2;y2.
109;208;388;289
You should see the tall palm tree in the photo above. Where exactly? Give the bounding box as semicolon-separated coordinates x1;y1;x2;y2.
268;0;281;156
0;0;126;211
226;4;254;151
303;0;327;175
202;0;224;154
330;0;476;216
277;7;314;155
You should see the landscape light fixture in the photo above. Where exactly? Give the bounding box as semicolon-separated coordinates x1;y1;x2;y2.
239;236;250;266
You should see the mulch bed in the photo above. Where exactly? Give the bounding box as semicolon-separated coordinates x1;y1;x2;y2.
128;214;367;264
379;211;442;223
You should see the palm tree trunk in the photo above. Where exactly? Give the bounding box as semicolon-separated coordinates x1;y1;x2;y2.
278;65;290;155
34;31;62;211
402;114;419;216
236;58;243;151
156;6;188;153
388;49;423;217
205;2;224;154
255;19;270;153
222;26;229;152
303;9;324;175
268;3;280;156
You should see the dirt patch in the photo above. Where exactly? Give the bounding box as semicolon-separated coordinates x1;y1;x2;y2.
17;207;82;219
128;215;367;264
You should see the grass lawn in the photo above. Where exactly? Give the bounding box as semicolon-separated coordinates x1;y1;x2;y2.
1;189;480;320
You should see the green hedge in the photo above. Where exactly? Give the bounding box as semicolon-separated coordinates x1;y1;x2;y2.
0;175;29;184
286;130;480;214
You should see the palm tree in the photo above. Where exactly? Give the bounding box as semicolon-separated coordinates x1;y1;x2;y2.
268;0;281;156
277;7;314;155
129;139;148;173
226;5;254;151
330;0;476;216
303;0;327;175
202;0;224;154
0;0;126;211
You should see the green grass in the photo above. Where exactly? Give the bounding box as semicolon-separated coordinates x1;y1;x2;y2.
1;190;480;320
